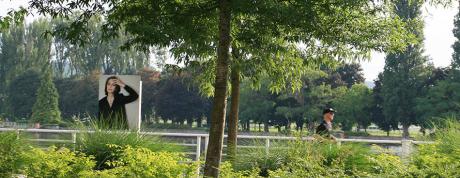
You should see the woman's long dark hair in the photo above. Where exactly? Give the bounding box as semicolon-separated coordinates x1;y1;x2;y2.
104;76;121;96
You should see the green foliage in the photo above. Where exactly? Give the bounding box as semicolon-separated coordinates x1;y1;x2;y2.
153;74;211;126
239;79;276;132
25;0;417;98
83;145;198;178
6;69;41;120
278;141;372;177
55;76;99;120
411;143;460;177
233;138;373;177
333;84;373;131
18;144;197;178
1;119;459;178
233;140;291;176
138;68;162;123
1;23;26;113
452;0;460;70
51;16;150;77
416;80;460;127
219;162;261;178
382;0;429;138
304;84;337;122
365;146;413;177
370;74;398;133
1;18;52;105
31;70;62;124
410;118;460;177
76;121;182;170
0;132;28;177
0;7;27;30
20;147;95;178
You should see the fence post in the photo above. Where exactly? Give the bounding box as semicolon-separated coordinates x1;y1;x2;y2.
196;136;201;161
204;136;209;157
401;139;413;163
265;138;270;155
16;129;20;139
71;132;77;151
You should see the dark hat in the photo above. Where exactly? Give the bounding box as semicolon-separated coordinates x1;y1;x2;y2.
322;108;335;115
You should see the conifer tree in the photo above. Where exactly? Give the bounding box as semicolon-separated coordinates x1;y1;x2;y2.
31;69;62;124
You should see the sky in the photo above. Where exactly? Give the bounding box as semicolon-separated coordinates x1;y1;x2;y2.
362;4;459;81
1;0;458;81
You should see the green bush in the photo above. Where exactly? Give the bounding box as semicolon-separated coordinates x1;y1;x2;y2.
232;138;373;177
232;140;291;176
75;120;182;170
365;146;413;177
20;147;95;178
0;132;28;177
219;162;261;178
83;145;198;178
77;130;182;170
410;119;460;177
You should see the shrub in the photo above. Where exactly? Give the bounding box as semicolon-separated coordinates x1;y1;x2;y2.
410;118;460;177
219;162;261;178
232;140;291;176
75;120;182;170
20;147;95;178
89;145;198;178
365;146;412;177
0;132;28;177
18;144;196;178
233;138;373;177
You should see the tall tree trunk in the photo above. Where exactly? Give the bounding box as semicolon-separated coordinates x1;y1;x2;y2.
203;0;231;177
285;119;291;133
402;123;410;139
264;120;269;132
227;65;240;161
246;120;250;132
187;118;193;128
197;117;202;127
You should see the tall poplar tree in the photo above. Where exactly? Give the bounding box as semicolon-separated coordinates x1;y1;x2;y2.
382;0;428;139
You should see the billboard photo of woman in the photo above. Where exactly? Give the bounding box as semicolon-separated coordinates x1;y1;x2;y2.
98;76;139;129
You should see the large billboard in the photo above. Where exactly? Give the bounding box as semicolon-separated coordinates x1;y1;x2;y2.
98;75;142;131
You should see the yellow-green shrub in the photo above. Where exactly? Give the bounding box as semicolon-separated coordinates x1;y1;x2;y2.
0;132;28;177
95;145;198;178
75;123;182;170
410;119;460;177
20;147;95;178
219;162;261;178
365;146;413;177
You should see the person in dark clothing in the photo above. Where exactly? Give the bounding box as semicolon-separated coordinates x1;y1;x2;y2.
98;76;139;129
316;108;336;140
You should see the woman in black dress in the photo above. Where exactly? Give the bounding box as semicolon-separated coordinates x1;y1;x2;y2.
98;76;138;129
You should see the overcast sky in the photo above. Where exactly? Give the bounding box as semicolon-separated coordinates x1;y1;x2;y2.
1;0;458;81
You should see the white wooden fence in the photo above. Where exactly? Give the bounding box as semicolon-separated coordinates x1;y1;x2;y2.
0;128;432;161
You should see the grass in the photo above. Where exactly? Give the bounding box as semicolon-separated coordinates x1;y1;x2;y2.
73;119;184;170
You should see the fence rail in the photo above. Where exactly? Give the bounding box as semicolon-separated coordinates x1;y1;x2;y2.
0;128;432;161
